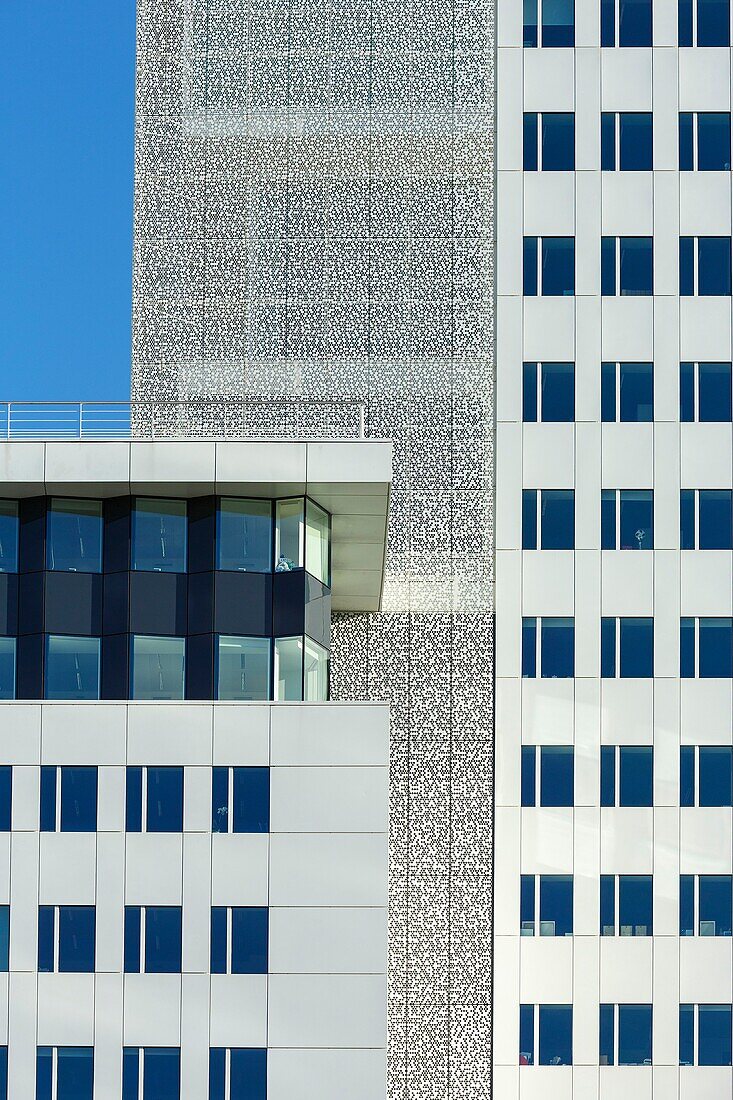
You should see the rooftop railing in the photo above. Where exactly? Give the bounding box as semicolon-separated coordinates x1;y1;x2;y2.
0;400;367;441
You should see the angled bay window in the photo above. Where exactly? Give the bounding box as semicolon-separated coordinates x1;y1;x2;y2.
523;0;575;46
46;499;102;573
601;745;653;807
210;907;269;974
123;1048;180;1100
45;635;100;701
521;745;574;806
522;617;574;678
679;113;731;170
680;875;733;936
209;1049;267;1100
0;639;15;701
130;635;185;699
523;113;575;170
599;1005;653;1066
679;0;731;44
0;501;18;573
600;875;653;936
680;1005;733;1066
523;237;575;296
216;498;272;573
601;113;653;171
522;490;575;549
680;362;733;422
522;362;575;422
132;498;187;573
680;237;733;295
520;875;573;936
37;1048;93;1100
601;361;653;422
602;0;653;44
274;498;303;572
211;767;270;833
680;745;733;806
216;636;270;700
601;490;653;550
602;236;653;296
680;617;733;677
681;490;733;549
274;635;328;701
601;617;654;677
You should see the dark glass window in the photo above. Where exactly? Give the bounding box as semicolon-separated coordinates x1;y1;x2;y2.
232;907;269;974
619;0;652;44
699;490;733;549
600;875;616;935
541;490;574;550
60;767;97;832
519;1004;534;1065
680;236;695;295
620;617;654;677
0;502;18;573
619;875;653;935
210;907;227;974
523;362;538;422
46;499;102;573
542;237;575;295
217;499;272;573
146;767;183;833
0;639;14;702
541;363;575;421
142;1048;180;1100
522;490;538;551
620;237;653;295
699;618;733;676
700;362;733;421
45;636;100;701
619;1004;652;1065
699;1004;733;1066
601;0;615;43
620;113;653;170
680;1005;694;1066
679;0;694;42
211;768;229;833
680;490;696;549
699;746;733;805
233;767;270;832
621;362;653;421
601;361;616;421
699;875;733;936
680;745;696;805
40;766;56;832
698;0;731;45
50;1048;94;1100
601;492;616;551
680;361;695;421
539;1005;572;1065
542;113;575;170
620;491;653;550
0;908;8;972
38;907;54;973
521;875;535;935
541;0;575;45
600;745;616;807
209;1049;267;1100
540;746;574;807
699;113;732;170
699;237;732;295
522;618;537;678
599;1004;614;1065
524;0;538;44
145;907;182;974
132;499;187;573
126;767;143;832
539;875;573;936
58;907;95;973
124;908;141;974
601;236;616;296
679;112;694;170
123;1048;140;1100
521;745;536;807
680;618;696;678
523;113;539;170
680;875;695;936
601;617;616;677
523;236;538;296
601;113;616;170
541;617;574;677
619;746;653;806
0;769;10;833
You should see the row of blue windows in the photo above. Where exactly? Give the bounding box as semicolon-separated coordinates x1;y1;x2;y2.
520;1003;733;1067
0;765;269;834
522;743;733;806
0;497;329;584
524;236;733;297
524;0;733;48
524;360;733;423
522;616;733;678
524;111;732;172
522;873;733;937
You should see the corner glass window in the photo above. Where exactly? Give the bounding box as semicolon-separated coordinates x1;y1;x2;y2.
304;637;328;701
0;639;15;701
0;502;18;573
130;635;185;700
274;636;303;700
305;500;330;585
217;636;271;701
46;499;102;573
45;636;100;701
217;499;272;573
275;499;304;572
132;499;187;573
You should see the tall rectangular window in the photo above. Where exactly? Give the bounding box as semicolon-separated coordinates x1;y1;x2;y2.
131;766;184;833
0;639;15;702
681;490;733;549
519;1004;534;1064
539;875;573;936
539;746;574;807
132;499;187;573
541;618;574;677
305;499;330;586
520;875;536;935
680;746;733;805
209;1049;267;1100
619;1005;653;1065
45;636;100;701
600;876;654;936
521;746;536;807
0;502;18;574
217;498;272;573
46;499;102;573
539;1005;572;1065
211;767;270;834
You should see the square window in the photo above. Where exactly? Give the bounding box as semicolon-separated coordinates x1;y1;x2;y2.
45;636;100;701
131;635;185;700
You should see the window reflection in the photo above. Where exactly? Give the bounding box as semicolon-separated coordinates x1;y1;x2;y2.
131;635;185;700
0;639;15;701
132;499;187;573
217;636;270;700
274;636;303;700
46;499;102;573
304;637;328;700
217;498;272;573
45;636;100;701
0;502;18;573
305;499;330;584
275;499;303;571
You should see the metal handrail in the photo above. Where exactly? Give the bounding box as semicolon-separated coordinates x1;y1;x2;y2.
0;399;367;441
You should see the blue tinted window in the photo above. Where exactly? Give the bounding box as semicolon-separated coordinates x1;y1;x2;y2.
46;499;102;573
122;1049;139;1100
542;238;574;295
601;492;616;550
601;362;616;421
210;908;227;974
126;767;142;832
0;503;18;574
522;618;537;678
620;491;653;550
679;0;694;43
679;113;694;169
212;767;229;833
0;908;8;972
521;875;535;934
699;113;731;170
0;768;10;834
232;908;269;974
542;113;574;169
680;875;695;936
699;1004;732;1066
132;499;187;573
680;745;696;805
601;746;616;807
680;618;696;678
40;766;56;831
146;767;183;833
45;636;100;701
0;1047;6;1100
59;907;95;973
699;875;733;936
233;768;270;833
217;499;272;573
38;907;54;973
0;639;14;702
680;361;695;421
619;876;652;935
521;746;536;807
523;0;538;45
600;876;615;935
143;1048;180;1100
620;237;653;295
523;362;538;422
540;746;573;807
601;113;616;170
124;907;141;974
699;362;733;421
699;237;732;295
601;237;616;295
230;1049;267;1100
679;1005;694;1066
698;0;730;45
131;635;185;700
523;113;538;170
61;768;97;832
57;1047;94;1100
36;1048;52;1100
699;490;733;549
601;617;616;677
699;746;733;806
522;490;537;550
539;1005;572;1065
680;237;695;295
541;617;574;677
619;1004;652;1065
619;617;653;678
681;490;696;549
601;0;615;43
209;1049;225;1100
519;1004;534;1065
523;237;538;296
619;746;653;806
620;362;653;421
540;875;573;936
699;617;733;676
620;113;653;170
540;490;574;549
541;362;575;421
542;0;574;45
145;907;182;973
620;0;652;44
599;1004;615;1065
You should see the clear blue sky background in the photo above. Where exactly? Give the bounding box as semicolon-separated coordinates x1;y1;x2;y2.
0;2;136;401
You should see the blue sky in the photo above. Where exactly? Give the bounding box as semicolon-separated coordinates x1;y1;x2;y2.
0;2;136;401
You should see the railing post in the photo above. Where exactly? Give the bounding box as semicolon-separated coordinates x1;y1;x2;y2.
359;403;365;439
